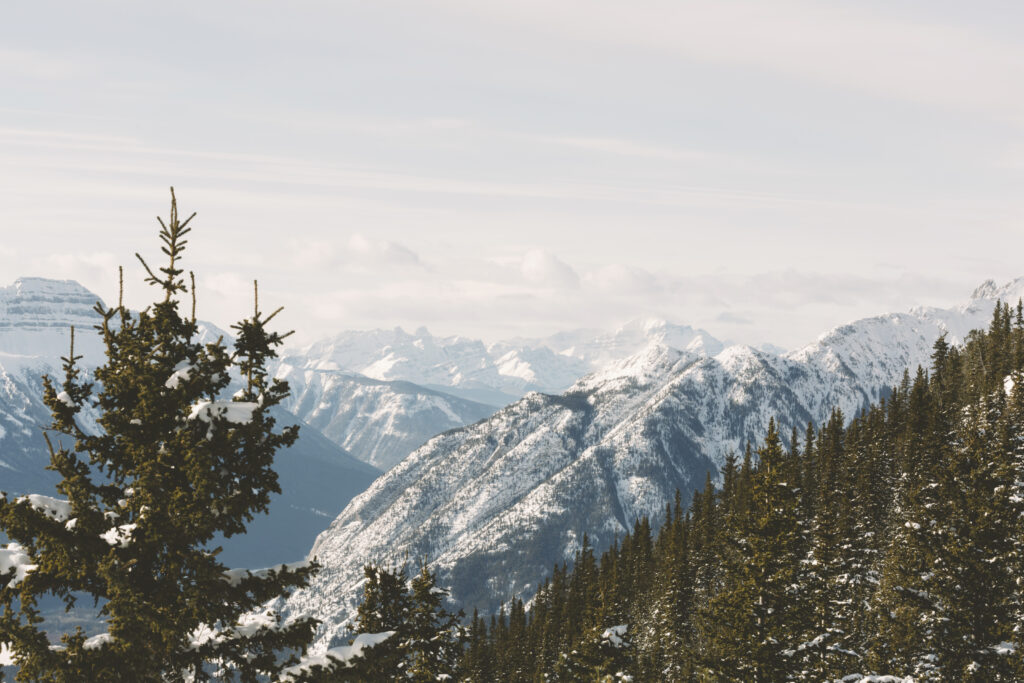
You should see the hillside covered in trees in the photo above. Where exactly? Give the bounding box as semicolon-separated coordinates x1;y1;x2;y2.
329;302;1024;681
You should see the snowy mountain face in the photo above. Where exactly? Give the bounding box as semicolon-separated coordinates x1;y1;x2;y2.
0;278;381;570
273;368;495;471
275;320;723;447
528;318;725;368
282;279;1024;652
281;328;573;408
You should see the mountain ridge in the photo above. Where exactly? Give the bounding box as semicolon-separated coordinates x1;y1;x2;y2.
281;277;1024;652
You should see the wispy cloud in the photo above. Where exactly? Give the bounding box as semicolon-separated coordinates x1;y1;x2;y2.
0;48;81;80
435;0;1024;121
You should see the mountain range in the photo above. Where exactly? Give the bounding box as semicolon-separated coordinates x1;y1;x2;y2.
273;319;728;469
5;274;1024;656
280;277;1024;652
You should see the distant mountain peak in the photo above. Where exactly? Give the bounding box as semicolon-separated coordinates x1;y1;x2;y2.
968;276;1024;308
970;278;1000;301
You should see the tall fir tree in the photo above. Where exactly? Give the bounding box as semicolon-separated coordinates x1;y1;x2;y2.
0;190;318;681
404;564;465;682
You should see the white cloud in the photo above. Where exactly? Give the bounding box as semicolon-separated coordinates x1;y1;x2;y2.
584;264;661;295
536;136;697;162
26;252;121;304
520;250;580;289
347;234;422;267
285;234;422;272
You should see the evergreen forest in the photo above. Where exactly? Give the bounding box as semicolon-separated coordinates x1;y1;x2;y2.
339;302;1024;682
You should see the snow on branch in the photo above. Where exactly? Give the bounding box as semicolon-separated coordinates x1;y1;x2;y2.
100;523;137;548
189;608;301;650
16;494;72;522
221;561;311;587
188;400;259;425
279;631;395;681
165;362;194;389
0;544;37;587
601;624;630;649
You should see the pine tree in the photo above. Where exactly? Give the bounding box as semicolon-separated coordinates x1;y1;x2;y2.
347;563;413;680
0;190;318;681
699;419;805;682
405;564;465;682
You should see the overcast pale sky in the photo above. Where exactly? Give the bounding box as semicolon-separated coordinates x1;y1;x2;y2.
2;1;1023;348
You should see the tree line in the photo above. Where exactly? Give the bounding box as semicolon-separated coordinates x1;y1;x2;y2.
345;302;1024;681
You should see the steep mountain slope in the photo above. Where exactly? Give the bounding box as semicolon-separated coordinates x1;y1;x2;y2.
274;367;496;471
282;278;1024;652
274;320;724;462
0;278;381;569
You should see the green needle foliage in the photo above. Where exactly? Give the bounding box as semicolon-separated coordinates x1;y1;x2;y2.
0;190;318;681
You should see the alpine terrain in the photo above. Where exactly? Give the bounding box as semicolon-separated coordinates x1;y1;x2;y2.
282;277;1024;652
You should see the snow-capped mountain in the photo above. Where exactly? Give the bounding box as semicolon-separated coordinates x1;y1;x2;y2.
274;320;723;469
281;328;576;407
273;369;496;471
278;320;722;414
523;318;725;368
282;278;1024;651
0;278;381;569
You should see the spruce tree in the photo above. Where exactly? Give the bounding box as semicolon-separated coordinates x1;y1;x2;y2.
348;564;412;680
699;419;805;682
404;564;465;682
0;190;318;681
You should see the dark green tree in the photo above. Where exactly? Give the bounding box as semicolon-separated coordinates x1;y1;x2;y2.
404;564;465;682
346;564;413;680
0;190;318;681
699;418;806;682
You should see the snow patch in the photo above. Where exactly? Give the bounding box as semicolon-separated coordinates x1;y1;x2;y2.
0;543;36;587
222;561;311;587
82;633;113;650
164;361;194;389
100;523;137;548
17;494;72;522
601;624;629;649
188;400;259;425
280;631;395;680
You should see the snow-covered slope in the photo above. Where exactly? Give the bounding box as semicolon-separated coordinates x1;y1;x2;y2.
0;278;381;569
273;367;496;471
273;322;723;471
282;328;577;407
278;320;722;417
282;278;1024;652
528;318;725;368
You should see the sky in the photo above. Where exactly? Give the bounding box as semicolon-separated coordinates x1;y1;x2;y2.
2;1;1023;349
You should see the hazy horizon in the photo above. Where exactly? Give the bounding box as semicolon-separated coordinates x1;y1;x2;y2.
3;1;1023;348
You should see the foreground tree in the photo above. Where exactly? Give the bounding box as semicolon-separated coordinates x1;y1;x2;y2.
0;190;318;681
339;562;464;681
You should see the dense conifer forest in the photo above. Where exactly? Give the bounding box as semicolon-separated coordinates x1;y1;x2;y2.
334;302;1024;681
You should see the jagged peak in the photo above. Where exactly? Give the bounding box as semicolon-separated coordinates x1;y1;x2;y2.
573;342;686;391
970;278;1000;301
968;276;1024;307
